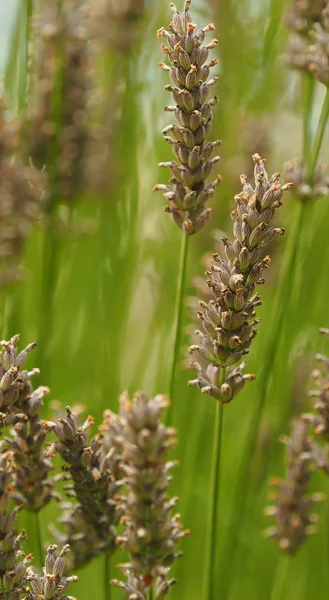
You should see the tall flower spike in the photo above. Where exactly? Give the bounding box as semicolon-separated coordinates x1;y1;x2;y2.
53;407;121;570
265;419;323;554
27;0;90;201
0;451;33;599
111;392;189;599
25;544;78;600
154;0;221;234
188;155;293;402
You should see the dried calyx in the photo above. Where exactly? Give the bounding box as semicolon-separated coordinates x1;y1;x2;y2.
154;0;221;234
188;155;292;402
111;392;189;599
26;544;78;600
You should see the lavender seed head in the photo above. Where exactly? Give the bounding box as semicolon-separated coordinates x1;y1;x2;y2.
111;391;189;599
154;1;221;234
189;155;292;401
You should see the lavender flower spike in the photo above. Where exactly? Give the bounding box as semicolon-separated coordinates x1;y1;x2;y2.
189;155;293;402
154;0;221;234
111;392;189;599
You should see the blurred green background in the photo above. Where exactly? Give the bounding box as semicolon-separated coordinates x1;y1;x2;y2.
1;0;329;599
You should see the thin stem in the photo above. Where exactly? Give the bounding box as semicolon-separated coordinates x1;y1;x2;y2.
302;74;315;164
104;554;111;600
148;587;154;600
34;512;43;568
166;232;189;421
306;87;329;179
204;371;226;600
270;555;290;600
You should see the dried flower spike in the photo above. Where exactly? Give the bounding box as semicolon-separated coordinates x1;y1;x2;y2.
265;419;323;554
189;155;292;402
27;0;90;201
111;392;189;599
154;0;221;234
26;544;78;600
52;407;120;570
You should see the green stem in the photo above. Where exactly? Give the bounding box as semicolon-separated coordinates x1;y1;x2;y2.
34;512;43;568
270;555;290;600
166;232;189;421
148;587;154;600
302;74;315;164
104;554;111;600
306;87;329;179
204;371;226;600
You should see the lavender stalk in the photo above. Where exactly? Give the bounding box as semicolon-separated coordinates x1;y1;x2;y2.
154;0;220;419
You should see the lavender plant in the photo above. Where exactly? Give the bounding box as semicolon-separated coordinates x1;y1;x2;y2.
154;0;221;234
154;0;221;416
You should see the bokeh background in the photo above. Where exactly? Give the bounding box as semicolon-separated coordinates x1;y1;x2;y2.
1;1;329;599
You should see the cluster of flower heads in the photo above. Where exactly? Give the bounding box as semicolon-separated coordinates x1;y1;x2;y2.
27;0;90;202
266;329;329;555
111;392;189;600
286;0;329;87
154;0;221;234
188;154;293;402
